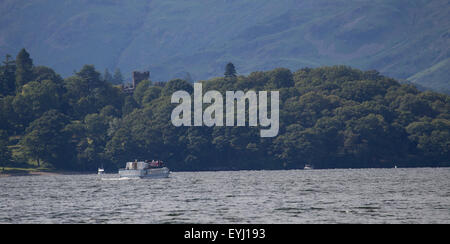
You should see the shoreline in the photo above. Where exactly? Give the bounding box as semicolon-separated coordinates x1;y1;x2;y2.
0;169;93;178
1;165;449;178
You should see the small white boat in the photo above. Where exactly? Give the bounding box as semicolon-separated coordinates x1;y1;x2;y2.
304;164;313;170
119;161;170;179
98;168;105;175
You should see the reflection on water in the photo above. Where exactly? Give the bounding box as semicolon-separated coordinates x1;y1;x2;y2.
0;168;449;223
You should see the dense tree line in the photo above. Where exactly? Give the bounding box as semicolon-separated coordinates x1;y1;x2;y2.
0;49;449;171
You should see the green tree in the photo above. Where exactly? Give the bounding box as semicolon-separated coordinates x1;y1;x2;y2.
162;79;193;96
0;130;10;171
73;113;110;170
122;96;139;115
105;127;136;167
100;105;120;118
66;65;123;119
224;62;237;78
64;76;90;100
12;80;63;127
406;119;450;162
15;48;34;89
112;68;124;85
76;65;103;91
0;96;16;132
33;66;63;84
20;110;70;168
142;86;162;105
267;68;294;89
133;80;151;105
0;54;16;96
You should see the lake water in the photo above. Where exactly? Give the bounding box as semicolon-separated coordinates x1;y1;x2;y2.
0;168;449;224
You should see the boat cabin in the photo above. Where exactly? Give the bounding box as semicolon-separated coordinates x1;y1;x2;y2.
125;160;165;170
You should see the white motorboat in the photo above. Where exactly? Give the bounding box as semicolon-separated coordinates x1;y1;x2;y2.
119;160;170;179
304;164;313;170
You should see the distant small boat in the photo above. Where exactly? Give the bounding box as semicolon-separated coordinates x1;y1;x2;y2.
304;164;313;170
119;160;170;179
98;167;105;175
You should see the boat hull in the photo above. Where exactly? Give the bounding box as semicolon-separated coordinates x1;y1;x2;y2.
119;167;170;179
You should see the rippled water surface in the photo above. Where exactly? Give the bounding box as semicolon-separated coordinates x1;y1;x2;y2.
1;168;449;223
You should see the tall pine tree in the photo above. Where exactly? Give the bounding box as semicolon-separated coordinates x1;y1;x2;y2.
15;48;34;89
224;62;237;78
112;68;124;85
1;54;16;96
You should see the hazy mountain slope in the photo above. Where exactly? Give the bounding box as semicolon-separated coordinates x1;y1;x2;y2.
0;0;448;89
408;58;450;93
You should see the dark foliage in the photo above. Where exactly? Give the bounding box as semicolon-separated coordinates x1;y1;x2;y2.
0;50;449;171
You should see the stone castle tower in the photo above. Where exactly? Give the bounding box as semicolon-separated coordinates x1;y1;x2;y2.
132;71;150;88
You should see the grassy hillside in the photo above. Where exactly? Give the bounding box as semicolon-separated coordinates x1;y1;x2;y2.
0;0;448;89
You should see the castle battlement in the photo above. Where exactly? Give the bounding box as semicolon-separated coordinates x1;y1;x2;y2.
122;71;150;94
